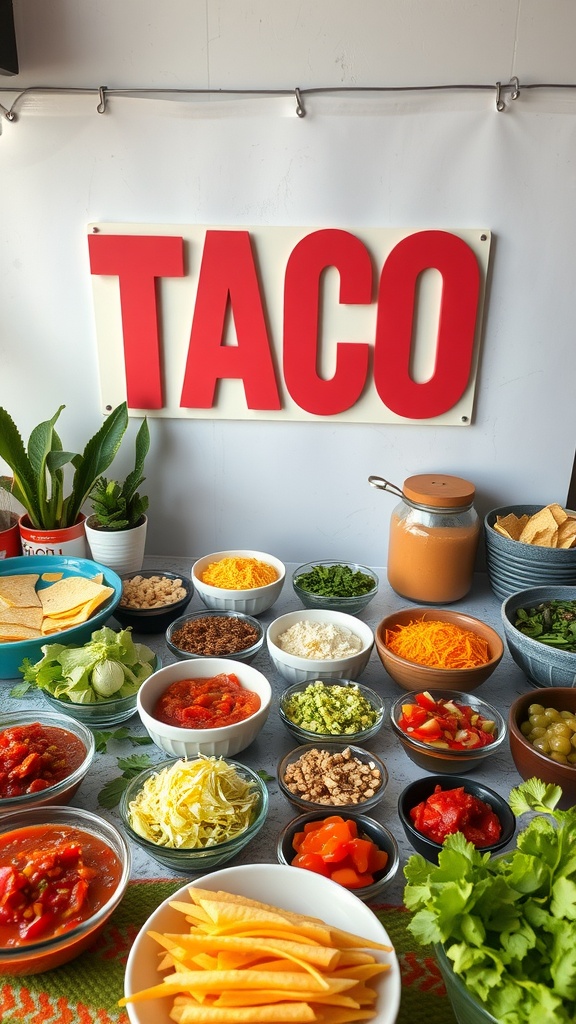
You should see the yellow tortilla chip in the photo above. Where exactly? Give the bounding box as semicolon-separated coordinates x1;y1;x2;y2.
547;503;568;525
41;571;64;582
0;574;41;608
0;623;43;641
0;606;43;630
519;507;559;546
39;576;112;617
557;518;576;549
493;513;530;541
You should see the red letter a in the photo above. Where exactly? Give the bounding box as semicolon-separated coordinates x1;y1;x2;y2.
180;231;280;410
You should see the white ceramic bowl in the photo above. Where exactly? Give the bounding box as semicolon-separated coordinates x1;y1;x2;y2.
124;863;401;1024
192;549;285;615
136;657;272;757
267;608;374;684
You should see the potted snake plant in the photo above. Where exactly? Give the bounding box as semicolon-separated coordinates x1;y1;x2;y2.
0;403;129;557
85;417;150;575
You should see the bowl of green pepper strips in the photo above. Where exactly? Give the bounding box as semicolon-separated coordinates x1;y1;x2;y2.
292;561;378;615
501;585;576;687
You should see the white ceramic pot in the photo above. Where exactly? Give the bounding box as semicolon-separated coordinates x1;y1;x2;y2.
19;513;88;558
85;514;147;576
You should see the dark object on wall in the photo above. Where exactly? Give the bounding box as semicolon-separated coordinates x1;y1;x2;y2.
0;0;18;76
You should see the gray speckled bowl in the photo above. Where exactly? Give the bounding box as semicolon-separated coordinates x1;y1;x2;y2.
485;505;576;601
501;586;576;687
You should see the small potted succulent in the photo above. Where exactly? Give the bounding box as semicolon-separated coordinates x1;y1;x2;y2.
85;418;150;575
0;403;129;556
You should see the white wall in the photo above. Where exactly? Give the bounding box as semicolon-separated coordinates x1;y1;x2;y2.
1;0;575;565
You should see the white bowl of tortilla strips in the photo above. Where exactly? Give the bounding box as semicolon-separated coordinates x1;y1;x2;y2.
0;555;122;679
123;863;401;1024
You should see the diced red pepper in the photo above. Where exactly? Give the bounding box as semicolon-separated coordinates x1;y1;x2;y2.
290;815;388;890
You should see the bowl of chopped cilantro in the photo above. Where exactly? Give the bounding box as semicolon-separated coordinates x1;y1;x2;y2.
292;561;378;615
501;585;576;687
279;679;385;744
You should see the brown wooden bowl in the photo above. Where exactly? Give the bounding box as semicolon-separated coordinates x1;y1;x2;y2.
508;687;576;809
374;608;504;692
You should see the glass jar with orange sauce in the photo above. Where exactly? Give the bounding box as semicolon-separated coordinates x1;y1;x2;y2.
382;474;480;604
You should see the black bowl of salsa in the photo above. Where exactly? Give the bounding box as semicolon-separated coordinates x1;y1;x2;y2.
0;711;95;811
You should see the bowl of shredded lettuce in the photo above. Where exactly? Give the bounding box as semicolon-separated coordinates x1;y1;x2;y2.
17;626;159;727
118;754;268;871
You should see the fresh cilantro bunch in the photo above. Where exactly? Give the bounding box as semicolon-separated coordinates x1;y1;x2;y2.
403;779;576;1024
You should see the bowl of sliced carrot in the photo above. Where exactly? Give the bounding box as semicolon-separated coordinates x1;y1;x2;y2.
276;809;400;902
374;607;504;692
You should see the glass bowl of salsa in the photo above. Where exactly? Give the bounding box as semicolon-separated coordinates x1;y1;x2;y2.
0;804;130;975
0;711;95;812
136;657;272;757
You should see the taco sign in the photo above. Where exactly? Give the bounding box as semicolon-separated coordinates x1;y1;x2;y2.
88;224;491;425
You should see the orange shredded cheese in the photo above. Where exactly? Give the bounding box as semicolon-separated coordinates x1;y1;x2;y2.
202;556;278;590
385;617;490;669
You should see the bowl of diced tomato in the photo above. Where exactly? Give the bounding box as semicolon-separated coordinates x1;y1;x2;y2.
397;774;516;864
276;810;400;902
0;805;130;975
0;711;95;811
389;689;507;773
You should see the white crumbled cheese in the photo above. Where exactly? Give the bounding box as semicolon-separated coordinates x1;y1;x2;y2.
276;620;363;659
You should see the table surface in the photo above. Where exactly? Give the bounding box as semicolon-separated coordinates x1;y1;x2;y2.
0;557;531;907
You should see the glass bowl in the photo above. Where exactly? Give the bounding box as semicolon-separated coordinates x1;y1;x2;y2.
40;654;161;728
435;943;500;1024
276;809;400;903
397;774;516;864
166;609;264;663
292;561;379;615
0;710;95;812
0;805;130;975
112;570;193;634
277;741;388;813
278;679;385;744
118;755;268;872
389;689;507;773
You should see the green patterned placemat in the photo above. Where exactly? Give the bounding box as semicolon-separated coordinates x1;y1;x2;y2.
0;882;456;1024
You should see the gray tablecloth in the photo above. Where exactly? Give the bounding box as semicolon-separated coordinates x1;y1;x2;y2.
0;558;530;905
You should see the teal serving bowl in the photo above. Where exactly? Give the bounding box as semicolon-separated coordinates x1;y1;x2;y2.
0;556;122;680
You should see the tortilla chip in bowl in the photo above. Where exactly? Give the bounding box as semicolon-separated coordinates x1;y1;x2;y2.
0;555;122;679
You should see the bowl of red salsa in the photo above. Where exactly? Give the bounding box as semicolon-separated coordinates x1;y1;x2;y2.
0;711;95;811
0;805;130;975
136;657;272;757
397;774;516;864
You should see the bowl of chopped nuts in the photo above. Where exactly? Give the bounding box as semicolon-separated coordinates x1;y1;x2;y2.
166;610;265;664
112;570;193;634
277;741;388;814
278;679;385;744
267;609;374;685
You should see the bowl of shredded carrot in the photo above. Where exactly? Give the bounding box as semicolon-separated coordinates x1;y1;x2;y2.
374;608;504;693
192;550;286;615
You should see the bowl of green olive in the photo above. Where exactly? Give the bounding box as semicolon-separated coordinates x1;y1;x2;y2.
508;687;576;808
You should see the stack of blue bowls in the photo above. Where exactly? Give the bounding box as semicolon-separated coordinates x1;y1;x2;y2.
484;504;576;601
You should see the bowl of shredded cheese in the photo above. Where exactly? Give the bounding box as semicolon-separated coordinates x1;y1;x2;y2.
374;608;504;693
118;754;268;871
267;609;374;684
192;550;285;615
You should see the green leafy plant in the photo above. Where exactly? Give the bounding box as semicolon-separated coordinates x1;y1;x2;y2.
0;403;129;530
404;778;576;1024
88;418;150;530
